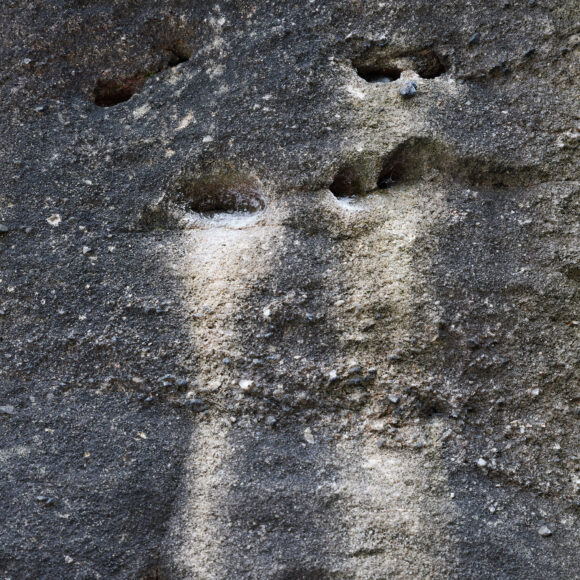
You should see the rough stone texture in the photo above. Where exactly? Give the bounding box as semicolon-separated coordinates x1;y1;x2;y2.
0;1;578;578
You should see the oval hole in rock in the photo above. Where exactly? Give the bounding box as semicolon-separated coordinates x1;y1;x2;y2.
329;167;366;197
353;47;447;82
93;42;190;107
180;175;266;216
355;66;402;84
94;75;145;107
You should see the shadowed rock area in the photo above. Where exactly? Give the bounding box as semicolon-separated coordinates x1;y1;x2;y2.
0;1;578;578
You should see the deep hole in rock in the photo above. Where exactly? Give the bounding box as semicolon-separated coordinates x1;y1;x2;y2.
93;75;145;107
329;167;366;197
179;175;266;215
356;66;402;83
354;47;447;82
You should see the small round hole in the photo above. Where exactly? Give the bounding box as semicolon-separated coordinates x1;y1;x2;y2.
329;167;365;197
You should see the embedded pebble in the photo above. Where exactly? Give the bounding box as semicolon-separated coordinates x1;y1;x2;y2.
239;379;254;392
468;32;481;45
399;81;417;99
477;458;488;467
35;496;55;506
47;214;62;227
303;428;315;444
538;525;552;537
0;224;9;234
0;405;15;415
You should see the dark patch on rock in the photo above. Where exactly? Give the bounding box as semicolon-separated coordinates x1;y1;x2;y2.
353;46;446;81
94;74;146;107
329;166;365;197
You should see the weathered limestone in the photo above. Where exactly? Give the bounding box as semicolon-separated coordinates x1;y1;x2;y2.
0;1;578;578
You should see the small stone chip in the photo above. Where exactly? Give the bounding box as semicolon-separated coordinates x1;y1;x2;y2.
538;526;552;537
0;224;9;233
36;496;55;506
0;405;15;415
399;81;417;99
303;427;315;444
477;458;488;468
468;32;481;45
47;214;62;227
239;379;254;392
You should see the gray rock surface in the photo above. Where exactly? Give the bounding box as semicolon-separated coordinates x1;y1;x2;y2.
0;1;578;578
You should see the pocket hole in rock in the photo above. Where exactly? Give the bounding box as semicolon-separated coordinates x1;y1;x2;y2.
353;47;447;82
180;175;266;215
136;174;266;231
93;42;190;107
329;167;366;197
94;75;146;107
163;41;191;67
356;66;402;83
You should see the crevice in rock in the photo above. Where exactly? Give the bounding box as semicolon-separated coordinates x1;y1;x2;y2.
93;42;191;107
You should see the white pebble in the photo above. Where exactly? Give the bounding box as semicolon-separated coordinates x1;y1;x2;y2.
47;214;61;227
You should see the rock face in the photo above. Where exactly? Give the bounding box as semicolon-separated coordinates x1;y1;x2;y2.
0;1;578;578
